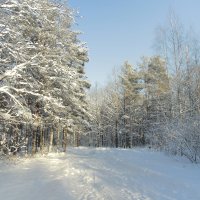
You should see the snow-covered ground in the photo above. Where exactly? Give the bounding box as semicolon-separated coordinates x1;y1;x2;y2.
0;147;199;200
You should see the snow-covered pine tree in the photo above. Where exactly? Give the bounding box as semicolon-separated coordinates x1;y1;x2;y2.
139;56;170;147
0;0;90;155
120;62;143;148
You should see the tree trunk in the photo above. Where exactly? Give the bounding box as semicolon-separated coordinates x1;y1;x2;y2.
115;120;118;148
49;128;53;152
57;126;60;150
62;129;67;152
40;126;44;153
32;129;36;155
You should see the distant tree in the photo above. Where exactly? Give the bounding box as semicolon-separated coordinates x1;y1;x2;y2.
153;12;200;161
119;62;143;147
139;56;170;147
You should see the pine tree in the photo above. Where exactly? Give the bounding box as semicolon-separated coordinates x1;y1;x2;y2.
140;56;170;146
0;0;90;155
120;61;143;147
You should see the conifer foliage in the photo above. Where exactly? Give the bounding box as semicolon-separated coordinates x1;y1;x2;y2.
0;0;90;155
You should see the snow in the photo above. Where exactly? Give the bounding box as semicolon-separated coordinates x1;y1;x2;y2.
0;147;199;200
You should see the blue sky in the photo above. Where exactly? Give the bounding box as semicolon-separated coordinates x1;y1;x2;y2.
68;0;200;86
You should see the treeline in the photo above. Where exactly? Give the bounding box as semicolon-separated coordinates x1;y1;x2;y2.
0;0;90;156
0;2;200;163
86;13;200;163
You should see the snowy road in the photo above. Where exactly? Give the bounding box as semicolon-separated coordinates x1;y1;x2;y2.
0;147;199;200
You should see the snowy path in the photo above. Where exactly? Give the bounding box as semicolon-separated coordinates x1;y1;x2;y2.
0;148;200;200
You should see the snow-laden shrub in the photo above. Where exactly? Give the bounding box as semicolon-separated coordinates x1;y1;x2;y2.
147;116;200;163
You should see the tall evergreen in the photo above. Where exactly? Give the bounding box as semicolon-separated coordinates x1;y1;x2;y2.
0;0;90;155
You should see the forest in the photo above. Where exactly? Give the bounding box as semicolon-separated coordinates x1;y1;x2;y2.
0;0;200;164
